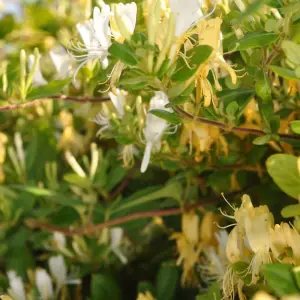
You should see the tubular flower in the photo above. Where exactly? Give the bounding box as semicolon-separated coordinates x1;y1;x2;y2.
168;0;203;61
195;17;237;106
35;269;54;300
7;271;26;300
140;91;172;173
74;5;111;75
28;54;47;87
50;46;73;79
171;211;219;286
111;2;137;43
94;89;127;136
180;103;228;161
137;291;156;300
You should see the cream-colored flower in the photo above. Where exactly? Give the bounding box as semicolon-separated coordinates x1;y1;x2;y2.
0;132;8;164
137;291;156;300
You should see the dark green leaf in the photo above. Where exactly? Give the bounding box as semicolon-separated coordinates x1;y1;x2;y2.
156;263;179;300
90;274;121;300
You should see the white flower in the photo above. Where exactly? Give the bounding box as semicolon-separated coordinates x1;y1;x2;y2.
28;54;47;87
73;5;111;77
110;227;128;264
94;89;126;136
35;269;54;300
53;232;66;249
169;0;203;38
111;2;137;42
49;46;73;79
49;255;67;290
141;91;171;173
108;88;126;117
7;271;26;300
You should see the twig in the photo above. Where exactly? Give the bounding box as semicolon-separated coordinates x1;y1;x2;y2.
175;106;300;142
0;95;110;112
24;189;246;236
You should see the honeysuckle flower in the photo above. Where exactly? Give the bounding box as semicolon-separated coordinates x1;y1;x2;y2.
28;54;47;87
110;227;128;264
137;291;156;300
180;103;228;160
7;271;26;300
50;46;73;79
195;17;237;107
140;91;172;173
167;0;203;62
73;5;111;77
94;89;127;136
49;255;67;291
35;269;54;300
111;2;137;42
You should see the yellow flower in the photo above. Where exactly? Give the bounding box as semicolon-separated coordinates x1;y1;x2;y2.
195;17;237;107
180;104;228;161
253;291;300;300
137;291;156;300
182;211;200;244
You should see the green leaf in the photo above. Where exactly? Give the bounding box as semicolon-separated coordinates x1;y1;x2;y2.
149;109;183;125
12;185;55;196
27;79;71;100
108;43;139;66
0;15;16;39
218;88;254;118
236;32;278;50
266;154;300;200
156;263;179;300
90;274;121;300
281;40;300;66
171;45;213;82
290;121;300;134
255;70;272;103
113;182;182;214
263;264;299;296
226;101;239;116
269;65;299;80
253;134;279;145
49;206;80;226
63;173;92;189
237;0;268;21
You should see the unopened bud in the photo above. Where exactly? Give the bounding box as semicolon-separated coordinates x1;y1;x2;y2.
182;211;199;244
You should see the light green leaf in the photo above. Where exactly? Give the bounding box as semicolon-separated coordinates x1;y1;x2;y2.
253;134;274;145
237;32;278;50
255;70;272;103
108;42;139;66
268;65;298;80
266;154;300;200
27;79;71;100
282;40;300;66
149;109;183;125
263;264;299;296
63;173;92;189
290;121;300;134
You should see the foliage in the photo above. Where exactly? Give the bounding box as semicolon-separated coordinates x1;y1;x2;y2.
0;0;299;299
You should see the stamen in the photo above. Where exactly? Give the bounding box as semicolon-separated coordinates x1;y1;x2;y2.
221;193;236;210
215;222;237;229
